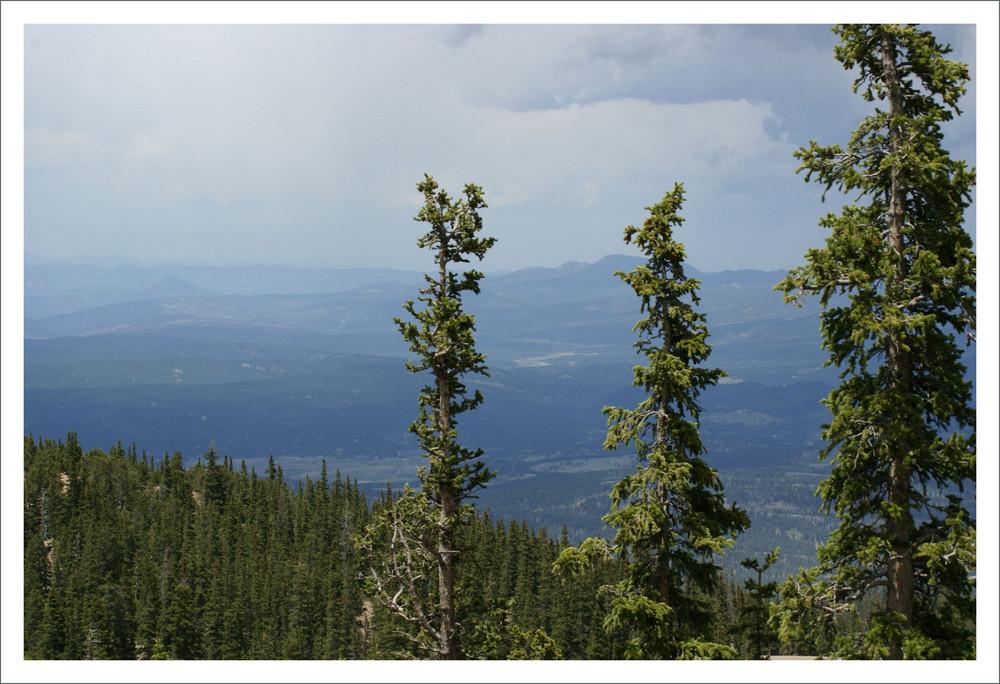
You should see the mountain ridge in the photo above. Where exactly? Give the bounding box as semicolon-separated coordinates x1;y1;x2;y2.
22;254;976;579
25;255;832;383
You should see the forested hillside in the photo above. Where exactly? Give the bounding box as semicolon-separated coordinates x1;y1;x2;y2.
24;433;760;659
23;263;858;581
23;434;370;659
25;432;876;660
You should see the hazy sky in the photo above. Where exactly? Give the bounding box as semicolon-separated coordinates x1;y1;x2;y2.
11;7;985;274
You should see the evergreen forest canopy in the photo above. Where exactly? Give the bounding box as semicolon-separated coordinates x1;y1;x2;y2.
20;432;863;661
22;24;976;664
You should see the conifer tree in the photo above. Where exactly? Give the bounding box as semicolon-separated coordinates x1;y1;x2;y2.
555;184;748;659
734;548;780;660
358;174;495;659
774;24;976;660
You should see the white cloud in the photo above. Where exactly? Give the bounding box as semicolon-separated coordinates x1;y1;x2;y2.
469;97;793;198
19;22;982;271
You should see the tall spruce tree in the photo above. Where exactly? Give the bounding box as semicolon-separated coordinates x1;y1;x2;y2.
555;184;748;659
774;24;976;660
358;174;495;659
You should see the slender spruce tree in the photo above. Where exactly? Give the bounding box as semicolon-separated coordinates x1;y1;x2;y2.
555;184;748;659
734;548;781;660
774;24;976;660
358;174;495;659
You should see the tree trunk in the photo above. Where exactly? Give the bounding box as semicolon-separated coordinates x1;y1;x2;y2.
754;567;764;660
655;266;673;626
435;240;459;659
438;487;458;659
880;29;914;660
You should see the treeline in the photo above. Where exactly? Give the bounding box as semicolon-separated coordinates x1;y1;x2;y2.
24;432;859;660
23;433;369;659
23;433;612;659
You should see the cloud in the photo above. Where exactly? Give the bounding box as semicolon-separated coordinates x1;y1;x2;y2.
20;23;980;271
24;24;796;209
471;97;792;197
421;24;486;49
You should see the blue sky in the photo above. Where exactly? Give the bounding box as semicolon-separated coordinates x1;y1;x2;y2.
8;5;988;275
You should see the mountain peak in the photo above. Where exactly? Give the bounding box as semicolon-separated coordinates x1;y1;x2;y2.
140;274;213;300
555;260;588;273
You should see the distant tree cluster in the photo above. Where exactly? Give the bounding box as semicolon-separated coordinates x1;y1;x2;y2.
23;434;369;659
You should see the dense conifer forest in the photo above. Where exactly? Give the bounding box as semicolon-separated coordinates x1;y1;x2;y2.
24;432;877;660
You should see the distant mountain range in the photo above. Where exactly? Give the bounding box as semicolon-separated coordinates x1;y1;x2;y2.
24;255;840;384
22;255;977;576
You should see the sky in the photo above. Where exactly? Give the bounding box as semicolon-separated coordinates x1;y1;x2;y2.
7;4;990;276
3;4;999;683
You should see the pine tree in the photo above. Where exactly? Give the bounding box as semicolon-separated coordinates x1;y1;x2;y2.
734;548;780;659
555;184;748;659
774;24;976;660
358;174;495;659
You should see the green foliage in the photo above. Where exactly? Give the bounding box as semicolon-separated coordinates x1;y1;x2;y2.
734;547;780;659
466;600;562;660
360;174;496;659
395;173;497;503
23;435;370;660
775;24;976;660
358;487;617;659
356;485;442;657
558;185;748;659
